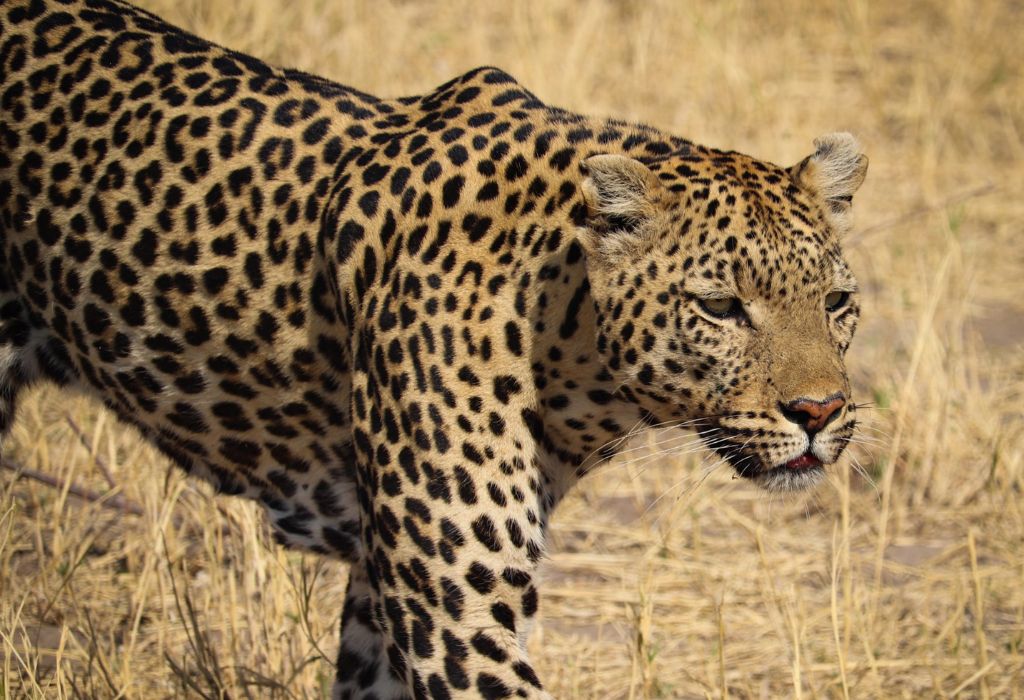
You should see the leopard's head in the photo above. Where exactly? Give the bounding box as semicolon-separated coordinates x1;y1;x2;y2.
579;134;868;491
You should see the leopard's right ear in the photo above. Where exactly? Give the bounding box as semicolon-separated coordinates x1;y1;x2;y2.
579;154;665;260
788;133;868;234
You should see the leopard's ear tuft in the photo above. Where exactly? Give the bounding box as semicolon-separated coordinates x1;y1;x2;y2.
789;132;868;234
579;154;664;259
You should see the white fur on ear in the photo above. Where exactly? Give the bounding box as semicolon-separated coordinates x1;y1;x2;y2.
809;132;868;202
579;155;663;260
790;132;868;232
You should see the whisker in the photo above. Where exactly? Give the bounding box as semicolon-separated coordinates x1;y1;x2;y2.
845;435;887;448
645;455;729;521
584;414;732;471
621;431;742;481
613;430;717;459
856;424;895;438
853;402;890;412
621;440;723;474
584;415;652;464
848;454;880;497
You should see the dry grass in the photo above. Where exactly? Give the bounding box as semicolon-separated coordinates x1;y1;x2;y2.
2;0;1023;697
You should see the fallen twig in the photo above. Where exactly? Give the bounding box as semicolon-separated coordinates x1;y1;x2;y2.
850;182;997;244
2;458;248;539
1;458;146;518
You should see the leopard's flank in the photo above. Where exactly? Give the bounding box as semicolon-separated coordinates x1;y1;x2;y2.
0;1;868;697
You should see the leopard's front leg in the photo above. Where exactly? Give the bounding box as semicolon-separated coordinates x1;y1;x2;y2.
347;330;552;699
334;560;413;699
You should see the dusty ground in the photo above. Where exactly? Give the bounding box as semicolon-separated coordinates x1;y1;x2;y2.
2;0;1023;697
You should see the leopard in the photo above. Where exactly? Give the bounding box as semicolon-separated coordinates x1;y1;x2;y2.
0;1;869;697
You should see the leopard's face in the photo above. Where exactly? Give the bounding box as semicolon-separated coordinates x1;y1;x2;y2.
580;134;868;491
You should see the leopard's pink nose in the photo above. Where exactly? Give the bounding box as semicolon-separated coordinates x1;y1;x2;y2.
780;394;846;434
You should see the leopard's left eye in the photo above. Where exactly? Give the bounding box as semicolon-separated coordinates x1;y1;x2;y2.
825;291;850;312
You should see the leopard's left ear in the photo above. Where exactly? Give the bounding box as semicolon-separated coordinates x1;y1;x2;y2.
579;154;665;260
789;132;868;234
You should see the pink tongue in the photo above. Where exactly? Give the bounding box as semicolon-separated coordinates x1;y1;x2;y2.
785;453;822;470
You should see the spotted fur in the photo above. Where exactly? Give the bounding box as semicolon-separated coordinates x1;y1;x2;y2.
0;1;868;697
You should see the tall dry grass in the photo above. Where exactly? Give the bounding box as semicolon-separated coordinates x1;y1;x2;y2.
2;0;1022;697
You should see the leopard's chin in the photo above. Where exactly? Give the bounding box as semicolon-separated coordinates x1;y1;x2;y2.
749;461;828;493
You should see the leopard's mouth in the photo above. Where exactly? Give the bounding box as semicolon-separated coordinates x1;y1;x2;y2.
699;427;830;493
749;451;828;492
780;452;823;471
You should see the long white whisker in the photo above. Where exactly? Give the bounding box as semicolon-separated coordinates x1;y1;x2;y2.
848;453;880;497
621;433;740;475
645;455;729;521
583;414;652;465
613;430;714;459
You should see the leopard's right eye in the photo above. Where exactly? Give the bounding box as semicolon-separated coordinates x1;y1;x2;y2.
698;297;744;320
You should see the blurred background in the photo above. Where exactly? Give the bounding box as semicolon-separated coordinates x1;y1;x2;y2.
2;0;1022;697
